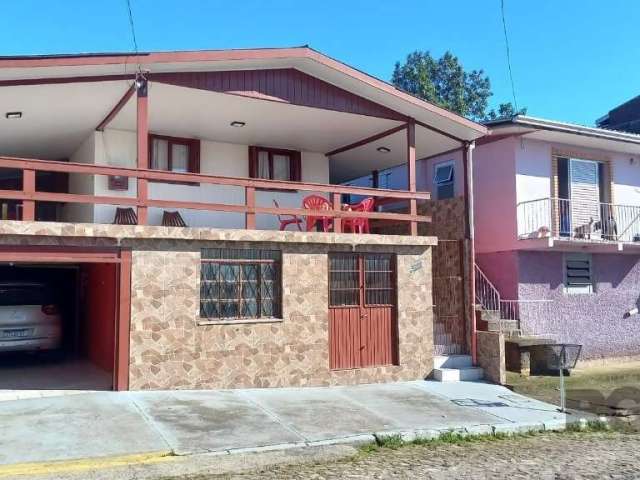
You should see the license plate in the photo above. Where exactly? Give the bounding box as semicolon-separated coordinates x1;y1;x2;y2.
1;328;32;339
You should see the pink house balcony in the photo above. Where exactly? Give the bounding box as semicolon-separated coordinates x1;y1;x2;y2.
517;197;640;247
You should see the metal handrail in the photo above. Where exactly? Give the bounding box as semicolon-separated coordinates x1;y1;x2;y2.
517;196;640;243
474;263;501;312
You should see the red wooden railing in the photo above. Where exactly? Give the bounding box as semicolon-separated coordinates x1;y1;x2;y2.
0;156;431;234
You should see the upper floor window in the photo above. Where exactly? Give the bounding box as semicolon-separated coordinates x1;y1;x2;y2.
149;134;200;174
249;146;301;182
434;161;454;200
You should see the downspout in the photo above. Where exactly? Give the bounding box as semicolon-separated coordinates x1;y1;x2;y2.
463;141;478;364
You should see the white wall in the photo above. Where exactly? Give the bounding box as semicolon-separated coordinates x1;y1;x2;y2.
88;128;330;229
417;149;464;198
515;139;552;204
611;152;640;206
63;134;96;223
343;149;462;199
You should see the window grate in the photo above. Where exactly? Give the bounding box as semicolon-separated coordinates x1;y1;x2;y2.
200;248;281;320
329;253;396;307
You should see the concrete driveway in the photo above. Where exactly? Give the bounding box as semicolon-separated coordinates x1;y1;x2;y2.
0;380;580;466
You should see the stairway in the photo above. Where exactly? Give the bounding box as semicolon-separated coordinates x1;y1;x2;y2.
474;265;523;338
433;354;484;382
475;305;522;338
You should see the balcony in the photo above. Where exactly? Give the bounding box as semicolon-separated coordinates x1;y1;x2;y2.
517;197;640;246
0;155;430;235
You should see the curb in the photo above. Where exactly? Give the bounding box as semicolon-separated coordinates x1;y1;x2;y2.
0;451;174;478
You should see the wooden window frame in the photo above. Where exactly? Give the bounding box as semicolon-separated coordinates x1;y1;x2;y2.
149;133;200;185
248;146;301;184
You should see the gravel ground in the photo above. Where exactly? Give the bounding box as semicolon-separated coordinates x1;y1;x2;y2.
194;432;640;480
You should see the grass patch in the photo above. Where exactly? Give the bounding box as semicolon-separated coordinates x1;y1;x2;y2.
506;363;640;416
360;420;614;456
374;433;404;449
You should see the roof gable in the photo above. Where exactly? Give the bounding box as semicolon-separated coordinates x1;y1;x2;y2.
153;68;406;120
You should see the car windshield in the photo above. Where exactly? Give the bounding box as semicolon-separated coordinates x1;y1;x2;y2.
0;285;54;306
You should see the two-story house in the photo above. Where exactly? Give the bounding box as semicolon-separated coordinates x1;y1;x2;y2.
0;47;488;391
417;115;640;361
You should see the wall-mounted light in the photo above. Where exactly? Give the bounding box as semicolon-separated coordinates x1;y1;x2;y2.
230;121;246;127
376;146;390;153
5;111;22;119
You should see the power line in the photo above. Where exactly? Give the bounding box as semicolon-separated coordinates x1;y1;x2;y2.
124;0;144;78
500;0;519;113
125;0;139;55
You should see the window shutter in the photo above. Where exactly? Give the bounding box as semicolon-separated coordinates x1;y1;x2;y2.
189;139;201;173
248;146;258;178
291;151;302;181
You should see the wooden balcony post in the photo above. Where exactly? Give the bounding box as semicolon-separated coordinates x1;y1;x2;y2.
406;119;417;235
22;169;36;221
332;193;342;233
136;75;149;225
245;186;256;229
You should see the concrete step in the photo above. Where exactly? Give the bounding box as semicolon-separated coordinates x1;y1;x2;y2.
433;366;484;382
487;319;519;332
434;354;473;369
480;310;501;322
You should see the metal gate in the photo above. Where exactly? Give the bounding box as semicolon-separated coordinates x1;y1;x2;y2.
328;253;397;369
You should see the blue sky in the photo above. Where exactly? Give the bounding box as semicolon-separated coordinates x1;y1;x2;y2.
1;0;638;126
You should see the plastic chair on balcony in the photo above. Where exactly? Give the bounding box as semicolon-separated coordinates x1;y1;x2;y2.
302;195;333;232
113;207;138;225
161;210;187;227
342;197;375;234
273;200;303;231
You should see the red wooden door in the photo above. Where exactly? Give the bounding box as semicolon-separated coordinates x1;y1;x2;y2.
329;253;397;370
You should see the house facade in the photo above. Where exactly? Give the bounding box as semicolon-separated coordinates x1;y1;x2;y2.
371;115;640;361
0;47;487;390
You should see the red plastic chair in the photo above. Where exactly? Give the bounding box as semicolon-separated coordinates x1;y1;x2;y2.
273;200;303;231
343;197;375;234
302;195;333;232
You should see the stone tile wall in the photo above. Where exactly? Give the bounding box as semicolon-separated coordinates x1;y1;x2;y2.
128;241;434;390
0;221;435;390
477;331;506;385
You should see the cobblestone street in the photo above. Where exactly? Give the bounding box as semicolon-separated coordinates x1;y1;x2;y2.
208;433;640;480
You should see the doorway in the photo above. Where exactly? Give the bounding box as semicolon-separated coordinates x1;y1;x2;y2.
0;247;131;391
328;253;397;370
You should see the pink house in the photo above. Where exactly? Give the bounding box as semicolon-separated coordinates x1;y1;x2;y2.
371;115;640;361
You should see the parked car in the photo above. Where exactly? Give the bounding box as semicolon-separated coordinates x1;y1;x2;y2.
0;282;62;353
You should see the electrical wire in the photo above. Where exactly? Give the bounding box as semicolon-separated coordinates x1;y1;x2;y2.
501;0;519;114
124;0;143;76
125;0;139;56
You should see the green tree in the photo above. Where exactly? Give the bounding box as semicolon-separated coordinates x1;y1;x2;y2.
391;51;491;120
485;102;527;121
391;50;526;122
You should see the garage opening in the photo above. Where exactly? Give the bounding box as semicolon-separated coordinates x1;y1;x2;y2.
0;261;121;391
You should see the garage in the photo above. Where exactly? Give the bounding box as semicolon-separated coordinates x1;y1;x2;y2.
0;247;130;391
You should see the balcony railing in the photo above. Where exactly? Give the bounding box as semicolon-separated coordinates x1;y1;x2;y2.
0;156;430;234
517;197;640;243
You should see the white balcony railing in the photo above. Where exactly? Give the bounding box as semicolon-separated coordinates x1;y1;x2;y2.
517;197;640;243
